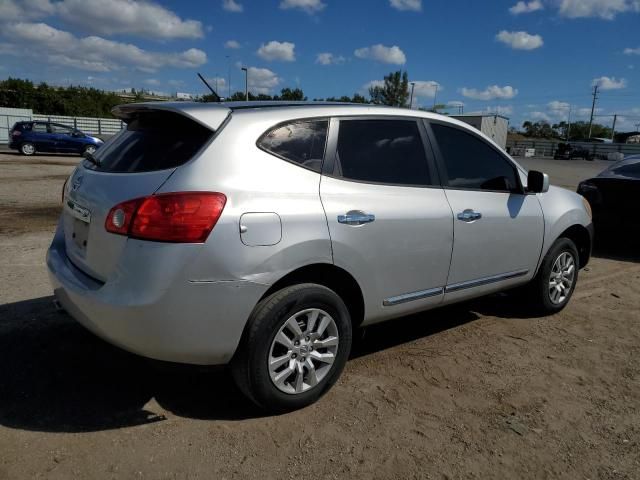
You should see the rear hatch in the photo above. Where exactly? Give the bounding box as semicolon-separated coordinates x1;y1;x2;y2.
62;103;229;282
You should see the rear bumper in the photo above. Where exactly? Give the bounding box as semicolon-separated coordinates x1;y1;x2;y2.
46;221;269;365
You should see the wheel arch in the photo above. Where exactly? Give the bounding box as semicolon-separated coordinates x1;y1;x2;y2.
258;263;365;329
558;224;592;268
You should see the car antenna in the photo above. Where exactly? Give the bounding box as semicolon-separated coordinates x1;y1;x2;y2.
197;73;221;102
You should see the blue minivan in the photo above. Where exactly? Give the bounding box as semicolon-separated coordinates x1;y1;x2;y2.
9;121;104;156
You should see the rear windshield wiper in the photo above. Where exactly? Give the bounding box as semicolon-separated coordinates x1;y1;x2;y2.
84;151;101;168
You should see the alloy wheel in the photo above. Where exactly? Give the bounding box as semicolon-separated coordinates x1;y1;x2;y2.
268;308;339;395
548;251;575;305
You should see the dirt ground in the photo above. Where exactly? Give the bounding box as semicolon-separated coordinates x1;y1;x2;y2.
0;151;638;479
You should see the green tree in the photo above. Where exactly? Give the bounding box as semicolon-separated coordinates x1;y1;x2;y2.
276;87;306;101
369;71;409;107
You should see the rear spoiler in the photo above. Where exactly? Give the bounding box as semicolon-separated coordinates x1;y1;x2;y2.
112;102;231;132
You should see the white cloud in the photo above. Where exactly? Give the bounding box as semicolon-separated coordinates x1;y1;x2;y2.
354;44;406;64
486;105;513;115
257;41;296;62
55;0;203;39
460;85;518;100
168;79;185;87
222;0;243;12
362;80;385;93
496;30;543;50
143;78;160;86
389;0;422;11
315;52;346;65
592;76;627;90
225;40;241;49
205;76;227;91
548;100;570;115
1;22;207;72
624;46;640;55
279;0;326;14
245;66;281;94
509;0;543;14
0;0;55;20
530;111;552;122
412;80;441;98
558;0;640;19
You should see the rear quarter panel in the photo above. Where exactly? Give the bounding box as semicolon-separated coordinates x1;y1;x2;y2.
157;110;333;286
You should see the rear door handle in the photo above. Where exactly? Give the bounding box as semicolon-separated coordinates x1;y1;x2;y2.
338;210;375;226
457;209;482;222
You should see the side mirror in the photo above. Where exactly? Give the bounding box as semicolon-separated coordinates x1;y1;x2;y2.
527;170;549;193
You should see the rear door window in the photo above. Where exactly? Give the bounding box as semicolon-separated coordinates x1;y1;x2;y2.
88;111;213;173
430;123;519;192
32;123;47;133
258;120;328;172
334;119;432;186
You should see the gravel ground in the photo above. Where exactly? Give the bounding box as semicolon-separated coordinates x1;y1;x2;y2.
0;151;638;479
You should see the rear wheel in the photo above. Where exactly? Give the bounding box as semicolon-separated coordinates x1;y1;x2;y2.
525;237;579;314
20;142;35;156
231;283;352;412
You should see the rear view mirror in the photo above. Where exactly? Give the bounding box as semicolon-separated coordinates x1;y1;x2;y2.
527;170;549;193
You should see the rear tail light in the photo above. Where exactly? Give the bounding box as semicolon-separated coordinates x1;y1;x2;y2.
105;192;226;243
11;130;21;136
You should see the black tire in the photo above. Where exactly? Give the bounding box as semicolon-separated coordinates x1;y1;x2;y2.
231;283;352;412
20;142;35;156
525;237;579;315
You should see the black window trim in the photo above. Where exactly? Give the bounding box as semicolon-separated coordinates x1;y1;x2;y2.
322;115;441;189
424;118;526;195
256;116;330;174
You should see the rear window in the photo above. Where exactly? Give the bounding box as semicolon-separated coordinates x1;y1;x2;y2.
12;123;32;132
87;111;213;173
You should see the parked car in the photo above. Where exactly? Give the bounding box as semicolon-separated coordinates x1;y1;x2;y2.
9;121;104;156
577;155;640;234
554;142;593;160
47;102;594;411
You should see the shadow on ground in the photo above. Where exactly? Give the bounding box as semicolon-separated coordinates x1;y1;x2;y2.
0;294;529;433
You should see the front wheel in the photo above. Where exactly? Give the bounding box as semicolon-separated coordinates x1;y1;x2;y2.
525;237;579;314
231;283;352;412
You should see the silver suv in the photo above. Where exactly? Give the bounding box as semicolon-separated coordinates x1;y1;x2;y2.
47;102;593;411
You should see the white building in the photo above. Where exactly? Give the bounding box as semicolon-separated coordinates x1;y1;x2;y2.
451;114;509;150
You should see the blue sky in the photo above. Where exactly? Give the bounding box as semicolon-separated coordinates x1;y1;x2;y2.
0;0;639;130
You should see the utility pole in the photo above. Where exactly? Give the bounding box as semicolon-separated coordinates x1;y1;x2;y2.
610;114;617;141
567;105;572;141
587;85;599;139
409;82;415;109
241;67;248;101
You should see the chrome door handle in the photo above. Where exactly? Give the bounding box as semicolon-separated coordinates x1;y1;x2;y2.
337;210;375;226
457;209;482;222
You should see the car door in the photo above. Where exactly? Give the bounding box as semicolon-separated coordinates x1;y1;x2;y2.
49;123;76;152
425;120;544;303
31;122;55;152
320;117;454;325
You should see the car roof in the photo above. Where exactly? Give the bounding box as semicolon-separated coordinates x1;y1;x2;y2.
112;101;516;168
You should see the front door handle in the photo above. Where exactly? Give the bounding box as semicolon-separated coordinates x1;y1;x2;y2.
338;210;375;226
457;209;482;222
